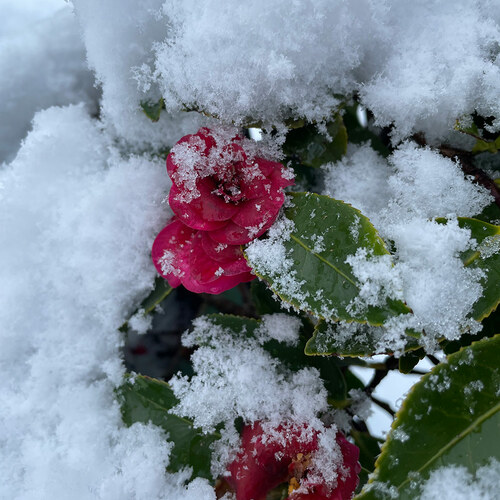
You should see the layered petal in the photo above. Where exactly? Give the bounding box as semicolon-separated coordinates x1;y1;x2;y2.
169;183;235;230
151;216;254;294
151;217;196;288
226;422;360;500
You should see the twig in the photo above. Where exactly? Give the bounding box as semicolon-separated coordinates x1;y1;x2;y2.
370;395;395;417
427;354;441;366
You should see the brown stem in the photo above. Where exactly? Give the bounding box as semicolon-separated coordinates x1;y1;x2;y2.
370;395;395;417
427;354;441;366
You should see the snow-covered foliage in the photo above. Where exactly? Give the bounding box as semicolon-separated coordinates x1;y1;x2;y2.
1;0;500;498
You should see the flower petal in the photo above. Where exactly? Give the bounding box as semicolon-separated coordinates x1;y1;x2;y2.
169;184;233;231
200;233;251;274
231;193;284;231
166;129;216;179
151;217;196;288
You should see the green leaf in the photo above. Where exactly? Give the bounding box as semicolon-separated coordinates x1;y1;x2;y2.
119;277;173;332
437;217;500;320
141;98;165;122
118;374;218;480
305;320;420;357
356;335;500;499
398;348;425;374
472;140;498;154
283;115;347;168
250;279;285;315
246;192;412;325
141;277;173;315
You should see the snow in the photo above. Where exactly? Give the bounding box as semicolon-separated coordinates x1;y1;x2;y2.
256;313;302;345
0;104;215;499
418;459;500;500
72;0;203;151
133;1;500;141
171;316;329;433
323;142;492;350
0;3;98;163
2;0;500;497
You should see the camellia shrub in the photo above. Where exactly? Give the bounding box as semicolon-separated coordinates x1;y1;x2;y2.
1;2;500;500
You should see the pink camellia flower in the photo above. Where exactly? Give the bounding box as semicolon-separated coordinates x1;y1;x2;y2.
151;216;254;294
226;422;361;500
167;127;294;245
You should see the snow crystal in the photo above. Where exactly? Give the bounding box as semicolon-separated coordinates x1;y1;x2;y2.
463;380;485;396
360;3;500;142
72;0;203;151
418;459;500;500
323;144;392;220
0;5;98;163
382;143;492;222
128;309;154;335
345;248;404;313
256;313;302;346
0;104;214;499
171;316;329;434
348;389;372;422
245;215;312;311
391;427;409;443
88;1;500;141
323;142;492;349
477;235;500;259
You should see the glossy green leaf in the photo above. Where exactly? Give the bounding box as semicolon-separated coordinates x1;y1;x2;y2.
141;277;173;315
250;279;285;315
437;217;500;320
118;374;218;480
283;115;347;168
247;192;411;325
398;348;425;374
471;134;500;154
140;98;164;122
305;320;420;357
356;334;500;499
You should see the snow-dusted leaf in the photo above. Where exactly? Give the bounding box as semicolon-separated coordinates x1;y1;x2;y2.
438;217;500;320
192;314;349;404
283;115;347;168
140;98;164;122
246;192;411;325
356;334;500;499
119;277;173;332
118;374;218;480
305;319;420;357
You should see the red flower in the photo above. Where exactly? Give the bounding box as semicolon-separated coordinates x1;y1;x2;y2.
151;216;254;294
167;128;294;245
226;422;360;500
